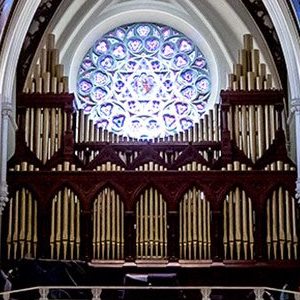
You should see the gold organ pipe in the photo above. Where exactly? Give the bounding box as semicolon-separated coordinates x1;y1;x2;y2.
291;196;298;259
42;108;49;163
285;190;292;259
229;191;234;259
228;107;233;140
96;196;100;258
149;188;154;257
101;191;106;258
270;105;276;142
7;198;13;259
40;48;47;74
164;201;167;257
235;187;241;259
116;195;120;259
50;197;56;259
50;108;56;156
35;108;41;160
76;196;80;259
33;200;38;258
202;194;207;259
179;200;183;258
136;197;140;257
265;106;270;150
257;105;264;157
278;187;285;259
106;189;111;259
241;106;247;156
120;198;124;259
13;191;19;260
62;188;69;259
19;189;26;258
192;188;197;259
266;198;271;259
145;190;149;258
249;106;256;162
223;198;228;259
29;108;34;152
92;200;96;258
207;200;211;259
139;195;144;258
242;191;248;259
234;106;240;146
111;190;116;259
58;109;62;147
25;109;30;148
159;194;164;257
187;190;192;259
248;198;254;260
56;191;62;259
198;193;203;259
70;192;75;260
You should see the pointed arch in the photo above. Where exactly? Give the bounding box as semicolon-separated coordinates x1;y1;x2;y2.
92;186;124;260
178;186;211;260
5;187;38;260
265;186;298;260
49;186;81;260
136;186;167;259
222;186;254;260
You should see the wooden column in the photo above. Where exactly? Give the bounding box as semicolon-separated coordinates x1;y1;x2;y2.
211;209;222;260
167;211;179;260
124;211;135;261
81;209;92;260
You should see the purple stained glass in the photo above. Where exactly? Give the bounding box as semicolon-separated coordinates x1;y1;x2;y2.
75;23;211;139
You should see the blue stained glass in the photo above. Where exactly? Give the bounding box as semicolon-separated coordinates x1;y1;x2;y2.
75;23;211;140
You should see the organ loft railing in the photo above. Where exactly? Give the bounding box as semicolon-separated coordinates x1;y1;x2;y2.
4;33;298;268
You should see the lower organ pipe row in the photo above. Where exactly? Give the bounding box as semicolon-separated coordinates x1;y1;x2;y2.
6;186;299;261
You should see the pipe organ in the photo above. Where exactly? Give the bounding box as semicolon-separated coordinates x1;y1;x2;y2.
3;33;299;285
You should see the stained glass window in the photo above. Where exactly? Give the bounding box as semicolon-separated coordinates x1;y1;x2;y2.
75;23;211;140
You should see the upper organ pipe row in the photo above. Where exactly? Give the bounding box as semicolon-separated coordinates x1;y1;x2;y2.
5;186;298;261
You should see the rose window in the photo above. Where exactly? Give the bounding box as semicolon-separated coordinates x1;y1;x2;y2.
75;23;211;140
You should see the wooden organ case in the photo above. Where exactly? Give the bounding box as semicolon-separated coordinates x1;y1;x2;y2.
3;34;300;287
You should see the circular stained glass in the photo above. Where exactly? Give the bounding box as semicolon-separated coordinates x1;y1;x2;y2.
75;23;211;140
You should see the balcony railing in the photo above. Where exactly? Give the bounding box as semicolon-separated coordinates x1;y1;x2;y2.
0;285;300;300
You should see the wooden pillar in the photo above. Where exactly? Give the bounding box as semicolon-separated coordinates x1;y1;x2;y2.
81;209;92;260
254;203;265;260
124;211;135;261
211;209;222;260
167;211;179;260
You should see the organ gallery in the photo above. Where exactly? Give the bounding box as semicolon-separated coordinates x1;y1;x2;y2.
2;12;300;288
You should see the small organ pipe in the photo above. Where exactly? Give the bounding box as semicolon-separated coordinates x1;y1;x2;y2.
50;197;56;259
12;191;19;259
285;190;292;259
278;187;285;259
266;198;271;259
7;198;13;259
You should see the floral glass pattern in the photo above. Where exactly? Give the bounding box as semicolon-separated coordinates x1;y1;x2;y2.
75;23;211;139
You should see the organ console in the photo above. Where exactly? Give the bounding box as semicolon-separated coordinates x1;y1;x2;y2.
3;33;299;287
